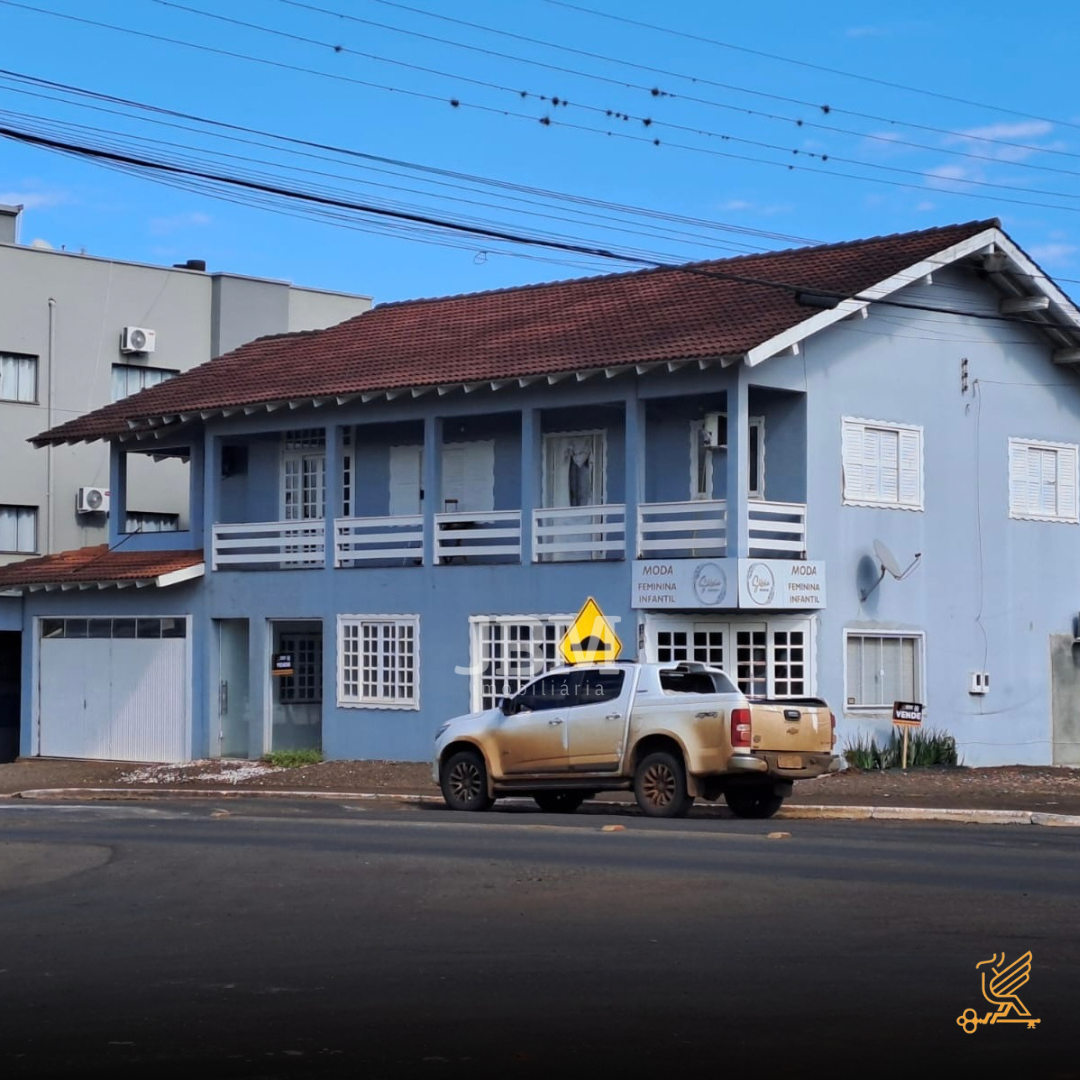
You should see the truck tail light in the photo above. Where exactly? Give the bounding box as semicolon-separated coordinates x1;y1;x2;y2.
830;711;836;748
731;707;752;748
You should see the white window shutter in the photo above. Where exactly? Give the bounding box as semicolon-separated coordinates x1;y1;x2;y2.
442;442;494;512
842;420;864;501
879;429;899;504
389;445;422;516
1057;446;1078;521
898;428;922;507
861;427;881;500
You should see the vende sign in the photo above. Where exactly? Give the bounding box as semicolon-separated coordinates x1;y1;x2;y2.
892;701;924;726
632;559;826;609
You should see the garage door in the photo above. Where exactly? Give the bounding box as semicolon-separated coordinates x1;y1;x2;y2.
38;616;189;762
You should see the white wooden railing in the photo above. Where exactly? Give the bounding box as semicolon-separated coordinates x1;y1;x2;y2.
532;504;626;561
748;500;807;558
212;520;325;570
637;500;727;558
434;510;521;564
334;515;424;566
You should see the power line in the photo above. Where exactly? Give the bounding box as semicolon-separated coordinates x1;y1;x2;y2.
8;1;1080;217
4;120;1080;339
543;0;1080;134
366;0;1080;179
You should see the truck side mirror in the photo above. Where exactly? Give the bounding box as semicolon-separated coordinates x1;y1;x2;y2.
498;696;513;715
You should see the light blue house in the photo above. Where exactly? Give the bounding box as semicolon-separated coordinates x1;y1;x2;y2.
5;218;1080;769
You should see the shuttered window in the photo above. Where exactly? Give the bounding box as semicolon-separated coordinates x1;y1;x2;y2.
1008;439;1079;523
845;632;924;710
841;418;923;510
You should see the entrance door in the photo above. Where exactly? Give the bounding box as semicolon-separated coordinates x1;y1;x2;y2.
0;631;21;763
271;621;323;753
218;619;250;759
542;431;606;561
498;670;574;773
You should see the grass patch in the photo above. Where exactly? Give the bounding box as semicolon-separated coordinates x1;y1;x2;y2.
261;748;324;769
843;728;959;770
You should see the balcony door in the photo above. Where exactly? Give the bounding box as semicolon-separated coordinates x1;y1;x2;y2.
281;429;326;564
542;431;606;561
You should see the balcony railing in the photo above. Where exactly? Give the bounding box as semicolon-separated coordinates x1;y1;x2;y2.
532;504;626;561
212;520;325;570
747;500;807;558
335;514;423;567
434;510;522;564
637;500;727;558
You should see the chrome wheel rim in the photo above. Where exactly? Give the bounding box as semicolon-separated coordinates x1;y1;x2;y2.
642;763;676;807
449;761;482;803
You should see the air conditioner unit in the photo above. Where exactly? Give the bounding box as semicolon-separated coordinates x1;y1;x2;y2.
702;411;725;449
119;326;156;354
968;671;990;695
76;486;110;514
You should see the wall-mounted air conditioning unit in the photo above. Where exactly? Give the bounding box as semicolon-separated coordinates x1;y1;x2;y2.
76;487;110;514
702;411;725;449
119;326;156;354
968;671;990;695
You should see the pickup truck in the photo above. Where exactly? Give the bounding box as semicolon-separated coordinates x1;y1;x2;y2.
433;660;839;819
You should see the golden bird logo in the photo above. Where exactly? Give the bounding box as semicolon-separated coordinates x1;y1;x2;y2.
957;952;1040;1033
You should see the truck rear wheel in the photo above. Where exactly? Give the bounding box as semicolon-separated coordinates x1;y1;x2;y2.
533;791;587;814
724;786;784;819
634;751;693;819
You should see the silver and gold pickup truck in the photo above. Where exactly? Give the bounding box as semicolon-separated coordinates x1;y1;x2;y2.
433;661;839;819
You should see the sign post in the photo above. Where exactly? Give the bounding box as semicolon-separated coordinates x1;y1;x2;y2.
559;597;622;665
891;701;924;770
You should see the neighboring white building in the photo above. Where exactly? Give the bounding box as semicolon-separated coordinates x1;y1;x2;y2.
0;203;372;760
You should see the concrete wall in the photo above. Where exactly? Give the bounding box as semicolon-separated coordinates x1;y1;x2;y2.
0;221;371;566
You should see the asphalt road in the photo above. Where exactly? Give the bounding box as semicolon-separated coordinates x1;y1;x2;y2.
0;799;1076;1079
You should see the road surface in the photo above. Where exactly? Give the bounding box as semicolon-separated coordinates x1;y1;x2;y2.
0;799;1075;1078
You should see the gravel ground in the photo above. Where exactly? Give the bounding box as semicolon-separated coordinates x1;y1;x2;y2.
1;757;1078;813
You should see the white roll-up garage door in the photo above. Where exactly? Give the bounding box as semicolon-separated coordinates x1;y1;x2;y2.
38;616;189;762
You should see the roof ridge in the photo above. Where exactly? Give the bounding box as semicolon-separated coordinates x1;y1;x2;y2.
368;218;1002;311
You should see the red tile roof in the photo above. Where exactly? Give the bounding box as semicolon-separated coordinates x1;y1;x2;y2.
0;546;204;589
33;219;999;445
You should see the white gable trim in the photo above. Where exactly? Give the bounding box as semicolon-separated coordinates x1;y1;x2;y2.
742;227;1080;367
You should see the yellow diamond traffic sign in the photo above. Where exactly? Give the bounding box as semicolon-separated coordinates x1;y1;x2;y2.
559;596;622;665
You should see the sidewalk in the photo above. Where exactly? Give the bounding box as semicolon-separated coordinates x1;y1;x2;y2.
2;758;1079;825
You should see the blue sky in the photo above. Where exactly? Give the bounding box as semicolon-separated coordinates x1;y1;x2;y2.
2;0;1079;305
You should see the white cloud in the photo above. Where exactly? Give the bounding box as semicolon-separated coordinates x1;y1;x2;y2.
955;120;1053;143
915;201;936;212
1028;242;1078;266
149;210;212;236
718;198;792;216
29;238;54;250
943;120;1057;163
0;189;68;209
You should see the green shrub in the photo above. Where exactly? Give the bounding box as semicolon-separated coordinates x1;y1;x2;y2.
261;748;323;768
842;727;959;770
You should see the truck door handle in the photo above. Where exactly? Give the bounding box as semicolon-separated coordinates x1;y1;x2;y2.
605;713;621;720
548;718;563;726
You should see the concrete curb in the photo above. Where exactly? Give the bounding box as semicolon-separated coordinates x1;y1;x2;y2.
6;787;1080;827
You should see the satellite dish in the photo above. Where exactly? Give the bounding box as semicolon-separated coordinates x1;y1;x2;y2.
860;539;922;601
873;539;904;580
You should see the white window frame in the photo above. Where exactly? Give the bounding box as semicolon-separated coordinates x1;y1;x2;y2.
842;629;926;714
841;416;924;511
111;363;178;402
689;415;765;500
643;614;815;698
124;511;181;534
0;504;38;554
0;352;38;403
467;614;575;712
1008;437;1079;524
337;614;419;710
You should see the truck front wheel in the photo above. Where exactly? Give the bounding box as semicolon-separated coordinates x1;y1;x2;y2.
634;751;693;819
441;749;495;812
724;786;784;819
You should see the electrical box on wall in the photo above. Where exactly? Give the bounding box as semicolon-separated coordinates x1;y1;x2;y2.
969;671;990;695
702;411;724;448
